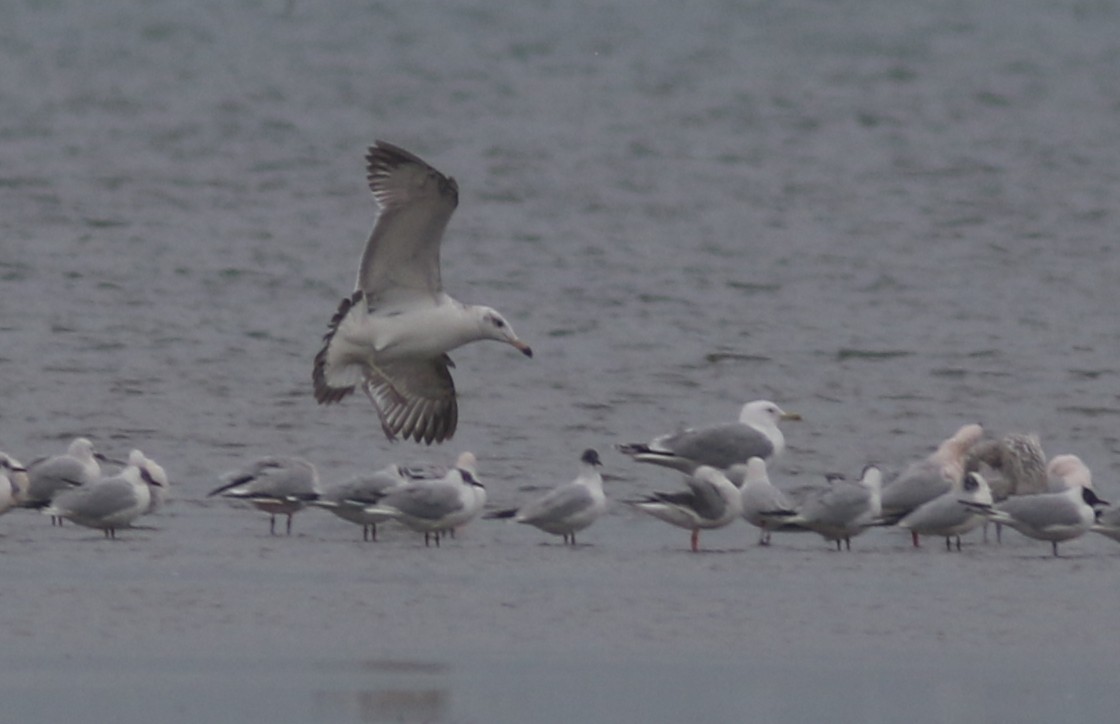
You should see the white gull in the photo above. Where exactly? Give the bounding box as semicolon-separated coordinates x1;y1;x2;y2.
484;449;606;545
313;141;532;444
628;466;743;552
209;457;322;535
782;465;883;551
362;452;485;546
43;449;164;538
897;471;993;551
725;457;797;546
617;400;800;473
960;454;1108;557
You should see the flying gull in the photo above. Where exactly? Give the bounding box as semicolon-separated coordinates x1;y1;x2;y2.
617;400;800;473
485;449;607;545
313;141;532;444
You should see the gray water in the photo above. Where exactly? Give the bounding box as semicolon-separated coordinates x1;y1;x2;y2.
3;0;1120;721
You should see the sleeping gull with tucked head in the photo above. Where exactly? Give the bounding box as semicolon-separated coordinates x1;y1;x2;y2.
313;141;533;445
209;457;322;536
617;400;800;473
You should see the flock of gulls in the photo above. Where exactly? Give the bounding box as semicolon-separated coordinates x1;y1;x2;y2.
4;141;1118;557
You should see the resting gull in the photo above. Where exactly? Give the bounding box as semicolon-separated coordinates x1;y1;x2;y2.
960;455;1108;557
209;457;322;535
484;448;606;545
627;466;743;552
896;471;992;550
307;464;413;541
21;437;106;523
725;457;797;546
313;141;533;445
0;452;29;515
42;450;164;538
781;465;883;551
362;452;485;546
879;423;985;542
617;400;800;473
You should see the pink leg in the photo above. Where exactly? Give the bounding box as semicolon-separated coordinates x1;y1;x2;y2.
690;529;699;552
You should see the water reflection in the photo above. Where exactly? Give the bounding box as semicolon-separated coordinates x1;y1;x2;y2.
312;660;450;723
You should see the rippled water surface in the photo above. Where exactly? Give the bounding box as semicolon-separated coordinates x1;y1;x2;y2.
3;1;1120;721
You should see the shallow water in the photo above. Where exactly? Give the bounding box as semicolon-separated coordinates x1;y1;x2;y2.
3;0;1120;721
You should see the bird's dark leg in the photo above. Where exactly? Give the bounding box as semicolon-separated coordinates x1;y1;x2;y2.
269;515;277;536
286;514;293;535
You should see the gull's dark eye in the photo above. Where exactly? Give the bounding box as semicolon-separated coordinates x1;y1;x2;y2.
492;317;506;329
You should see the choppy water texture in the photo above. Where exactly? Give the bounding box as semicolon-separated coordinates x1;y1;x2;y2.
3;1;1120;722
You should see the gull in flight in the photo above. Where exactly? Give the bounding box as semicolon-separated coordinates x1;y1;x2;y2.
313;141;533;444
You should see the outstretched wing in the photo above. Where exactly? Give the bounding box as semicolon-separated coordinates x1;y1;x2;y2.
356;141;459;306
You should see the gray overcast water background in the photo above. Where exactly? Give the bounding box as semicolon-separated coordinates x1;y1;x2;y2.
3;1;1120;722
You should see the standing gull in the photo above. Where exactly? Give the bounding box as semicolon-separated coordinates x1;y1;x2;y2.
308;464;413;541
42;450;163;538
726;457;797;546
960;455;1107;557
628;466;743;552
484;449;607;545
21;437;105;523
209;457;322;535
879;423;985;543
897;471;993;550
617;400;801;474
313;141;533;444
362;452;485;546
782;465;883;551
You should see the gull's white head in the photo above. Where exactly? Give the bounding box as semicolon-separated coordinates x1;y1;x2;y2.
739;400;801;427
475;307;532;357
